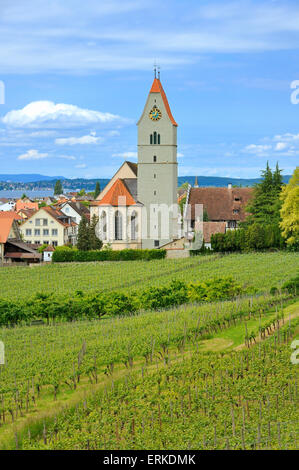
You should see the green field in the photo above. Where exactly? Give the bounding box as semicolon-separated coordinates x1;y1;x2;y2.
0;251;298;450
0;252;298;300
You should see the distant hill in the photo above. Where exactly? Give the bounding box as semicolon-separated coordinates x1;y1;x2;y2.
0;173;292;191
0;174;64;183
177;175;291;187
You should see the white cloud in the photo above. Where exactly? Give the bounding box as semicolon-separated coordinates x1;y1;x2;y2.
108;130;120;137
243;144;272;155
55;133;103;145
274;133;299;142
75;163;87;168
112;151;137;159
17;149;48;160
17;149;76;160
59;155;76;160
275;142;288;151
2;101;125;128
2;1;299;73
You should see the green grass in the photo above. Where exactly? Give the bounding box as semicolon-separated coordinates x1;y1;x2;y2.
0;251;297;300
203;301;299;350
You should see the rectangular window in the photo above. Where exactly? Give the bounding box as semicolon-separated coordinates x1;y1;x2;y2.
43;241;49;245
154;190;156;195
26;229;32;236
43;229;49;235
52;241;58;247
153;155;157;162
154;240;159;247
34;229;40;236
34;240;40;245
43;219;48;226
52;229;58;236
35;219;40;226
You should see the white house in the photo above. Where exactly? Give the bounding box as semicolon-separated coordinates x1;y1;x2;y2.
0;201;15;211
43;245;55;262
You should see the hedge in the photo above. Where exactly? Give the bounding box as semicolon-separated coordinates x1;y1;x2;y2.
0;277;243;326
211;224;285;252
52;247;166;263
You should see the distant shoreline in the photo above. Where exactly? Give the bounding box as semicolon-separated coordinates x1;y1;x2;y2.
0;190;54;198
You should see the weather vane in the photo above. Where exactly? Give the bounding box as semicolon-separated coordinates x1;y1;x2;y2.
153;61;160;79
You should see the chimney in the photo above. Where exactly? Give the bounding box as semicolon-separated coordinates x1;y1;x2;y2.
228;183;232;190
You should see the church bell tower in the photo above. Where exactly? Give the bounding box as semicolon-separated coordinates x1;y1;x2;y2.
137;71;178;248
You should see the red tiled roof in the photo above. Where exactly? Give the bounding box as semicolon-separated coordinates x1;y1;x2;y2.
92;179;136;206
17;208;36;218
0;212;17;243
150;78;178;127
15;200;38;212
44;245;55;252
42;206;76;227
203;222;227;243
189;187;254;221
7;211;22;221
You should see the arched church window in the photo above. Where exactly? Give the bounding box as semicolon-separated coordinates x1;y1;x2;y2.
114;211;122;240
150;134;161;145
100;211;107;240
131;211;137;240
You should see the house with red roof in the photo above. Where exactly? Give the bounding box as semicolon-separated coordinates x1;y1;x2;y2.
15;198;39;213
19;206;78;247
0;212;41;264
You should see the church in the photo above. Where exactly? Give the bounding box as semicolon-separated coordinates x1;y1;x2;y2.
90;73;179;250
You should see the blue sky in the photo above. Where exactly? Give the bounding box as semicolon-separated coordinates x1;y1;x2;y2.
0;0;299;179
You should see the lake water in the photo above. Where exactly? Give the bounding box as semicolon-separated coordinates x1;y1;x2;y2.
0;190;54;199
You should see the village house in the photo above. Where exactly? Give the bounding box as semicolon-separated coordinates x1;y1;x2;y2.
184;185;254;234
20;206;77;247
0;200;15;211
43;245;55;262
55;200;90;225
0;212;41;264
15;198;39;212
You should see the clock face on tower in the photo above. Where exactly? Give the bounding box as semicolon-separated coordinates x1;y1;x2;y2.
149;106;162;121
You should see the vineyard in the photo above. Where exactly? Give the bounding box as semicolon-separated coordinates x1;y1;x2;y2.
0;251;298;450
23;336;299;450
0;252;298;300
